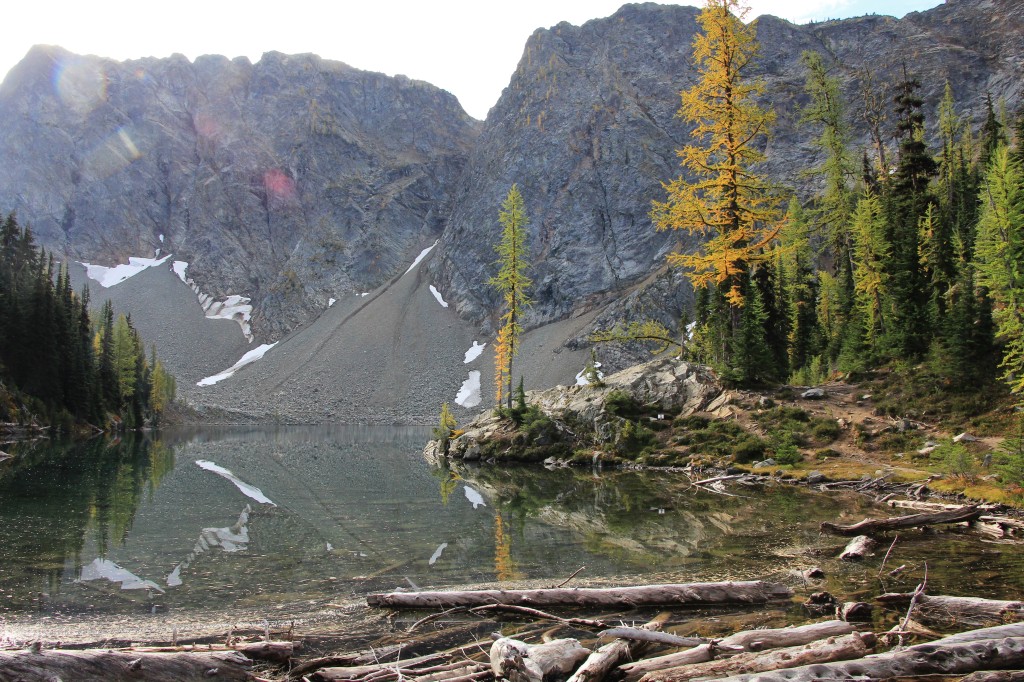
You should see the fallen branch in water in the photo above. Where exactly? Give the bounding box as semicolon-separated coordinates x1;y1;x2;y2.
820;504;984;536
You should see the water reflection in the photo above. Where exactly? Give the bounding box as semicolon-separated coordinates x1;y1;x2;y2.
0;425;1023;622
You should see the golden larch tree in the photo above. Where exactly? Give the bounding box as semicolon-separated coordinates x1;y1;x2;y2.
490;184;532;407
651;0;784;311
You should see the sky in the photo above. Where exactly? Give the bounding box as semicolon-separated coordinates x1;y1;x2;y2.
1;0;943;120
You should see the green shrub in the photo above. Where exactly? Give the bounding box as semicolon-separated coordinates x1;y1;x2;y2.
809;419;842;443
605;390;641;417
674;414;711;430
931;440;976;478
733;436;768;463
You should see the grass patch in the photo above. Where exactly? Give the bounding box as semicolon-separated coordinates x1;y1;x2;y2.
754;406;841;448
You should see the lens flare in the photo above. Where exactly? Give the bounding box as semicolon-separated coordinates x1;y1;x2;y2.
53;57;108;114
263;168;296;201
83;127;143;180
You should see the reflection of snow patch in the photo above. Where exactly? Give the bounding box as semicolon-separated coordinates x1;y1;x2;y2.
575;362;604;387
455;371;481;408
464;341;486;364
197;343;277;386
326;542;333;552
464;486;486;509
405;240;438;274
81;254;172;288
172;260;254;341
195;461;276;505
328;298;336;307
79;558;164;592
429;285;449;308
166;565;182;587
429;542;448;565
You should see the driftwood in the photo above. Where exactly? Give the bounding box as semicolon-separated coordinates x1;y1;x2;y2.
618;645;716;682
711;634;1024;681
840;534;877;561
598;628;706;647
637;632;876;682
470;603;609;629
0;648;256;682
366;582;793;609
718;620;858;652
127;640;297;664
820;504;984;536
877;593;1024;625
490;637;590;682
961;672;1024;682
565;615;666;682
618;620;858;680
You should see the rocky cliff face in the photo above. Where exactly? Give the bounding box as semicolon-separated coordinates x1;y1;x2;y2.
0;47;478;339
428;0;1024;336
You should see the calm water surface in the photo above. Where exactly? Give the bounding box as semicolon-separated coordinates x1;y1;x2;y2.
1;425;1022;623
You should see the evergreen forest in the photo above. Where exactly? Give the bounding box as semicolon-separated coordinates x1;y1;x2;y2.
0;214;176;430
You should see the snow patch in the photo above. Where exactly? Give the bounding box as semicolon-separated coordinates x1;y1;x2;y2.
81;254;172;288
195;461;276;506
575;362;604;387
686;321;697;340
455;370;481;408
360;292;369;297
464;486;486;509
172;260;254;341
405;240;438;274
79;558;164;592
159;234;165;243
429;542;448;565
463;341;486;364
328;297;337;307
197;342;276;386
429;285;449;308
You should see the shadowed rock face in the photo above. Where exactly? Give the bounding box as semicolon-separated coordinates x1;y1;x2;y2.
0;1;1022;414
0;46;478;340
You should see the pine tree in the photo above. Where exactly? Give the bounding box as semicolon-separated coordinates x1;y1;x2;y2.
651;0;784;380
779;201;822;374
490;184;532;408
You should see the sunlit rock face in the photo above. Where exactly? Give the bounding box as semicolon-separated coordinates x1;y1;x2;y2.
0;46;478;340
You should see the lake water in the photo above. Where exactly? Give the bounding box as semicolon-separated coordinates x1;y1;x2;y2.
2;425;1023;627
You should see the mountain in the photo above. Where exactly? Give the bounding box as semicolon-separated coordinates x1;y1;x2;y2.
0;47;477;341
1;0;1023;422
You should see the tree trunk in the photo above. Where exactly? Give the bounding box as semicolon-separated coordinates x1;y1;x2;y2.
840;535;877;561
637;633;875;682
126;641;297;664
710;635;1024;681
820;505;984;536
0;649;255;682
366;582;793;609
877;593;1024;626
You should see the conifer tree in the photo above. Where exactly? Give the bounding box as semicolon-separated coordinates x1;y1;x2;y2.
651;0;784;380
975;146;1024;398
779;201;822;375
490;184;532;408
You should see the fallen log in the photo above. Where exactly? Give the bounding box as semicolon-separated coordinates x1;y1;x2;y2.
366;581;793;609
718;620;858;652
709;635;1024;681
820;504;984;536
490;637;590;682
618;620;858;680
839;535;877;561
470;603;609;629
877;593;1024;626
565;615;666;682
637;632;876;682
311;652;449;681
618;645;715;682
0;648;256;682
936;624;1024;644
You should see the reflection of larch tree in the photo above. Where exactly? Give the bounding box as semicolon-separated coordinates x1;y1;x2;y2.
493;512;520;581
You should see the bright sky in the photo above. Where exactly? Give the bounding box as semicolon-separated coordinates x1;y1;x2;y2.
1;1;943;120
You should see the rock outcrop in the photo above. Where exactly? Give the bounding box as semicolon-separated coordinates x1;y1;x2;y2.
429;355;729;463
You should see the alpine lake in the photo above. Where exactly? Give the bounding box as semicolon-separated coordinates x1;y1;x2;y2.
2;425;1023;640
